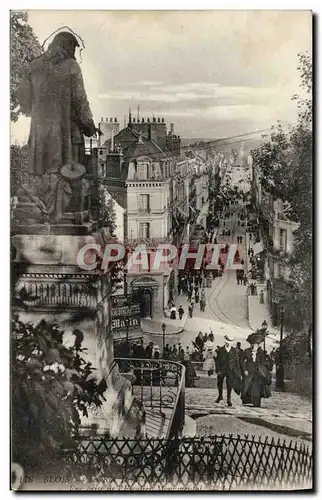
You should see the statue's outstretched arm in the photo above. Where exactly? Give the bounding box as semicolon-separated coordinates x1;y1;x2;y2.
71;61;96;137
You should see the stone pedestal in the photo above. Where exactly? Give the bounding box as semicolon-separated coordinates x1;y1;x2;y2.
12;224;144;438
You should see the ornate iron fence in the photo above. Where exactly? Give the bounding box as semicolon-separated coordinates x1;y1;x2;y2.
60;435;312;491
114;357;185;439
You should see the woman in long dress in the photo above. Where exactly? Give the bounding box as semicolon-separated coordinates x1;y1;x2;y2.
241;341;272;407
203;333;216;376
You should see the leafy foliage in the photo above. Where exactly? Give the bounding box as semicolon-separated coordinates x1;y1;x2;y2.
98;184;125;294
12;317;107;468
251;52;312;333
10;11;42;122
10;144;30;197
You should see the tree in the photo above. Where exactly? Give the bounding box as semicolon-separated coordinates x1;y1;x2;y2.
10;12;42;232
251;52;312;332
12;317;107;470
98;184;125;294
11;143;30;196
10;11;42;122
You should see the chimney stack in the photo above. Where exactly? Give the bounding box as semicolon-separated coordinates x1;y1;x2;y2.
111;130;114;152
162;118;165;123
101;117;103;122
170;123;174;135
114;117;117;122
158;117;161;123
110;117;113;122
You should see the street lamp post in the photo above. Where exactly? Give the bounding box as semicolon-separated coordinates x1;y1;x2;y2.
125;317;130;353
162;323;166;357
262;320;268;352
276;305;285;391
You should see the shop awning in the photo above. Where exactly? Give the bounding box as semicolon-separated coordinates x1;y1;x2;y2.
131;277;160;290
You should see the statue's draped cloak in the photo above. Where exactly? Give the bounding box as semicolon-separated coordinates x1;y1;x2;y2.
19;56;96;176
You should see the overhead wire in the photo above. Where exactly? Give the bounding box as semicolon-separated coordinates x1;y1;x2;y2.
92;126;274;163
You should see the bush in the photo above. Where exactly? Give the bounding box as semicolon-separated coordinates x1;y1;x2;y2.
11;317;107;468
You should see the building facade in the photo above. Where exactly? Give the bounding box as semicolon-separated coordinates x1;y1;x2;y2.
98;116;190;319
253;161;300;327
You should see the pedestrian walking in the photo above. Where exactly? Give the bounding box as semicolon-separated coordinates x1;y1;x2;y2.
195;332;204;354
170;304;177;319
203;333;216;377
236;270;240;285
188;303;193;318
241;336;272;408
178;305;184;320
236;341;243;364
180;348;198;387
145;342;154;359
215;335;242;406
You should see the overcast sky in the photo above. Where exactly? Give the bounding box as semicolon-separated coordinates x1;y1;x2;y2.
11;10;312;143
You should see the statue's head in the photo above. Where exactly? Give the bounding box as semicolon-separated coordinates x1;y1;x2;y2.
46;31;80;62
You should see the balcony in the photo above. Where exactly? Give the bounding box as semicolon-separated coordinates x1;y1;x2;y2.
125;237;172;249
268;247;290;260
114;357;186;439
138;207;151;214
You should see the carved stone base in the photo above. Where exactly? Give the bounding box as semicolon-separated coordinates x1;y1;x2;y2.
12;230;144;438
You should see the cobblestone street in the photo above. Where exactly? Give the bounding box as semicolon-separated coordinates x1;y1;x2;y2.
143;161;312;445
185;386;312;444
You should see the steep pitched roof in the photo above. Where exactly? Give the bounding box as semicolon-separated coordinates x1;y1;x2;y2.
103;126;170;161
123;136;168;162
102;127;140;150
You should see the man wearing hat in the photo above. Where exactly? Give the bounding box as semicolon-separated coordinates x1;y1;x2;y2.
215;335;243;406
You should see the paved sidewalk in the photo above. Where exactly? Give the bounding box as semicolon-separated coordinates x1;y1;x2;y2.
141;317;185;335
185;387;312;433
245;232;279;338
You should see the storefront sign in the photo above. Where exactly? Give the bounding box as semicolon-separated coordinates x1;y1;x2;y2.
111;295;141;332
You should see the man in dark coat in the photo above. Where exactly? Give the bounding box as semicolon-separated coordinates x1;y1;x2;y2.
145;342;154;359
215;335;242;406
132;339;146;385
18;31;100;221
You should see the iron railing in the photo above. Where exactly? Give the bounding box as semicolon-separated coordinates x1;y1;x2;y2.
58;435;312;491
114;357;186;439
